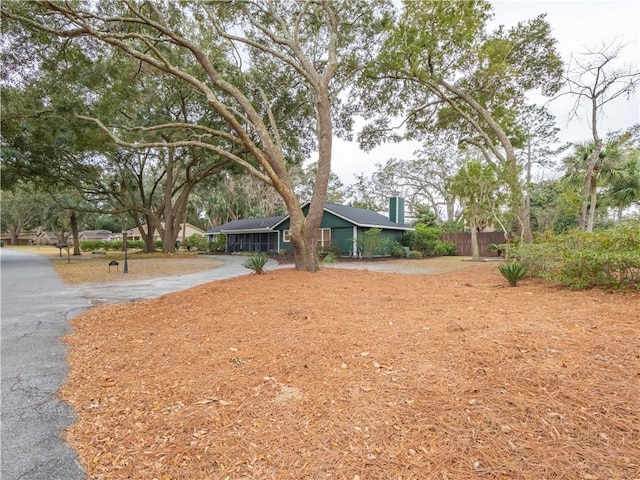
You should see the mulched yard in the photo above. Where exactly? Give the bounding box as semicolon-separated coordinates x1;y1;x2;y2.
60;263;639;479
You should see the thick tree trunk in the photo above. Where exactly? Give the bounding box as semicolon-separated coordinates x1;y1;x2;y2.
159;216;181;253
470;219;480;259
579;156;599;230
581;97;603;231
287;202;319;272
283;81;334;272
143;215;157;253
291;232;319;272
586;177;598;232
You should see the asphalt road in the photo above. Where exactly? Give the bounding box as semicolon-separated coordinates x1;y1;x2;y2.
0;250;279;480
1;249;90;480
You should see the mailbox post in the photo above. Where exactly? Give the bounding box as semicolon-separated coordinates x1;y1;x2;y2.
54;243;67;257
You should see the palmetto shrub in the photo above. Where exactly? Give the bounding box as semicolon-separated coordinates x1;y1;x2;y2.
498;262;529;287
243;254;268;274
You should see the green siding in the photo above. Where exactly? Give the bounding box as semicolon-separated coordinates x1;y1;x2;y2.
354;227;404;256
332;227;356;256
275;208;355;255
274;208;407;257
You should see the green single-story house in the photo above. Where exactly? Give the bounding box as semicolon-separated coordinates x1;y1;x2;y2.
205;199;412;257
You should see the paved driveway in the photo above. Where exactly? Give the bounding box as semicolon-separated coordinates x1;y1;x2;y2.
1;249;90;480
0;250;278;480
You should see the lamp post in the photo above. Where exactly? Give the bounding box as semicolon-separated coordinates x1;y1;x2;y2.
122;230;129;274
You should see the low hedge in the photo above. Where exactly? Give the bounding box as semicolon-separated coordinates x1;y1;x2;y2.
80;240;146;251
509;223;640;290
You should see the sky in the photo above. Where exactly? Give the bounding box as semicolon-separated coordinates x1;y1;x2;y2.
330;0;640;186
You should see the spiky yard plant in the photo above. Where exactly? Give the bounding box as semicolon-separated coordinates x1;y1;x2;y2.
498;262;528;287
321;252;336;264
243;254;268;275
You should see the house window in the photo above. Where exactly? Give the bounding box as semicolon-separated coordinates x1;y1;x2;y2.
318;228;331;249
283;228;330;247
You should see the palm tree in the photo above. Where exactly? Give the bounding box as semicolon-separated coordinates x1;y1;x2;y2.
562;141;626;232
603;156;640;221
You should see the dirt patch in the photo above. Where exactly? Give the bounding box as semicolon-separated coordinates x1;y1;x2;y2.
4;246;224;285
61;263;639;479
51;253;224;285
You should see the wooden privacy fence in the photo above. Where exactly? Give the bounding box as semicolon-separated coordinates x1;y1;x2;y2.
440;231;507;257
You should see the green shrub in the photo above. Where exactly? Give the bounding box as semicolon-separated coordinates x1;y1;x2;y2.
433;241;455;256
498;262;528;287
411;224;453;257
185;233;208;251
208;234;227;252
127;240;144;249
243;254;268;274
390;241;406;258
487;243;502;256
408;250;423;258
79;240;102;252
440;221;466;233
80;239;158;251
400;231;414;248
357;228;390;257
510;223;640;290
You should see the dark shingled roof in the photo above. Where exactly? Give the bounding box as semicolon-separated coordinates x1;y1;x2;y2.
323;202;409;230
205;203;411;234
205;215;286;234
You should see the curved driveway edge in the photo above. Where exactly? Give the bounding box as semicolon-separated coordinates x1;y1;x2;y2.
78;254;281;305
0;251;279;479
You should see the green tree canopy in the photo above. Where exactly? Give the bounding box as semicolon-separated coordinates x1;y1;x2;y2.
1;0;394;271
449;160;506;257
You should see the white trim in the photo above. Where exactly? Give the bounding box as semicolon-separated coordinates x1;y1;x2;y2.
317;228;331;249
221;228;274;234
352;226;358;257
283;229;291;242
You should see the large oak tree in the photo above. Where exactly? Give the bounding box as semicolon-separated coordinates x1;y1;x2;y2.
2;0;392;271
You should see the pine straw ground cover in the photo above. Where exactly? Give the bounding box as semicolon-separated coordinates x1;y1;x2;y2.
61;264;640;480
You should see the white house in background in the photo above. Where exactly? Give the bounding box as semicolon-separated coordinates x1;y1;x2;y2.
113;223;204;242
77;230;114;241
32;231;61;245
